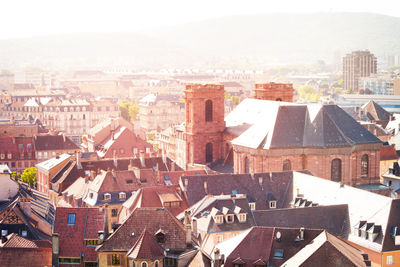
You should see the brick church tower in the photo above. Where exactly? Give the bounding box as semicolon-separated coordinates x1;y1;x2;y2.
184;84;225;167
254;82;294;102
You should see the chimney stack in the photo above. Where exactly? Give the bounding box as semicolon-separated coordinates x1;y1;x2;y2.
52;233;59;267
139;151;145;167
171;161;176;172
113;150;118;168
62;133;66;143
203;181;208;193
76;151;82;169
184;210;192;247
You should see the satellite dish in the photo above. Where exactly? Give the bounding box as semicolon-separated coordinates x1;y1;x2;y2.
276;231;281;239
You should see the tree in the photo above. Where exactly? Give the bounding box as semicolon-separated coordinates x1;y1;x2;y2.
232;96;240;106
119;100;139;122
297;85;321;102
20;167;37;187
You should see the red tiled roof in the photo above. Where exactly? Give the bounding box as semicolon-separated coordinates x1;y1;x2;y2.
97;208;187;252
127;229;165;260
380;145;398;161
53;207;105;261
1;233;37;248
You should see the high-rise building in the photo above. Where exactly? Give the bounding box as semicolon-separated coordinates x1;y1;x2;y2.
343;50;377;93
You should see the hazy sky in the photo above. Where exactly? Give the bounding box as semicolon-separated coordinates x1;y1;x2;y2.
1;0;399;39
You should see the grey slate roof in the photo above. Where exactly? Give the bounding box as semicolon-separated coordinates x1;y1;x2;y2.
362;100;391;121
228;99;381;149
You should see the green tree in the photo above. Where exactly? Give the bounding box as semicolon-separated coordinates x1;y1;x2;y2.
119;100;139;122
297;85;321;102
20;167;37;187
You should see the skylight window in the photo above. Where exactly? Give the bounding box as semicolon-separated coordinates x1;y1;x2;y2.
67;213;76;225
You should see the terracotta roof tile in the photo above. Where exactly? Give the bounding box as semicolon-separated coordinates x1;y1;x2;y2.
127;229;165;260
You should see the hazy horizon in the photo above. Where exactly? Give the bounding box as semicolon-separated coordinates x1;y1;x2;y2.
2;0;400;40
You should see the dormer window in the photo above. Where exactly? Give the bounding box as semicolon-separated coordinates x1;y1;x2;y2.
269;201;277;209
238;213;246;223
215;215;224;224
104;193;111;201
248;203;255;211
119;192;126;200
226;214;234;223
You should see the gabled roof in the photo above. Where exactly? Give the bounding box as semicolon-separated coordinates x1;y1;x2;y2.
0;233;38;248
362;100;390;121
34;135;79;151
53;207;105;260
180;172;292;210
281;231;368;267
253;205;349;237
97;208;187;252
228;99;381;149
127;229;165;260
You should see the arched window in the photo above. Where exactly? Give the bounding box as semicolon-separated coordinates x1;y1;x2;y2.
205;100;213;122
283;159;291;171
244;157;250;174
361;154;369;177
155;261;159;267
205;143;213;163
141;262;147;267
331;158;342;182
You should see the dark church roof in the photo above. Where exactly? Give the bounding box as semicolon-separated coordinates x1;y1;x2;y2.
362;100;391;121
228;99;381;149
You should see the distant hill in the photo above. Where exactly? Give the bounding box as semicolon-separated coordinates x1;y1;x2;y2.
1;12;400;68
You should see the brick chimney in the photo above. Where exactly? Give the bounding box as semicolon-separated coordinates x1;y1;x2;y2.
113;150;118;168
76;151;82;169
184;210;192;247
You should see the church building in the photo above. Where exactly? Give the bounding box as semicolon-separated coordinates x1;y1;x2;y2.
183;83;382;185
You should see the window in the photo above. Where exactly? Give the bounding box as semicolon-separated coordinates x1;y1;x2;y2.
59;258;81;264
273;248;284;259
112;209;118;217
146;147;150;154
217;234;223;243
126;180;133;184
331;158;342;182
361;154;369;177
104;193;111;201
155;261;159;267
164;258;176;267
205;143;213;163
226;214;234;223
119;192;126;200
67;213;76;225
249;202;256;211
215;215;223;224
387;255;394;265
269;201;277;209
2;230;8;236
85;239;99;247
141;262;147;267
21;230;27;237
112;254;120;265
7;153;12;159
283;159;291;171
205;100;213;122
238;213;246;222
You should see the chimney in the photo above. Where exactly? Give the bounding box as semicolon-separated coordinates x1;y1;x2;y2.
62;133;66;143
299;227;305;240
258;177;263;185
104;203;110;233
113;150;118;168
157;149;162;157
128;159;134;170
184;210;192;247
90;170;96;181
139;151;145;167
111;130;115;141
171;161;176;172
76;151;82;169
162;150;167;165
203;181;208;193
192;218;198;237
52;233;59;267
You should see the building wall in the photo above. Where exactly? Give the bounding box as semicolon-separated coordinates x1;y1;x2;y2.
254;83;294;102
36;157;71;193
233;145;381;185
343;50;377;93
98;252;128;267
184;84;225;167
